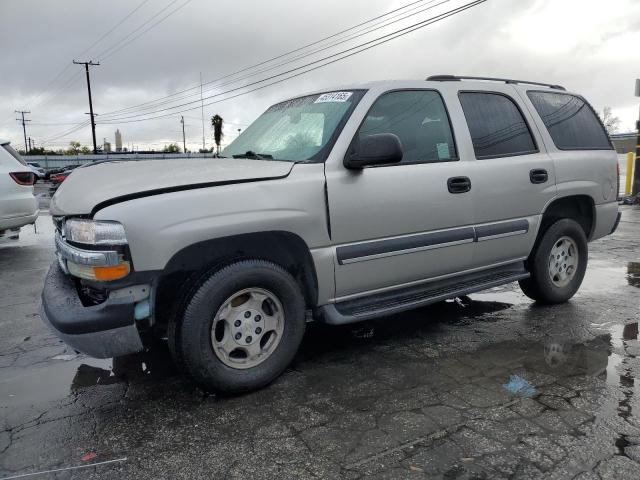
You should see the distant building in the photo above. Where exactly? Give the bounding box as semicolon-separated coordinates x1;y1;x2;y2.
103;139;111;152
115;129;123;152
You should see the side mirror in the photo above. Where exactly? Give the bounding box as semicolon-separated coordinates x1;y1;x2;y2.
344;133;403;169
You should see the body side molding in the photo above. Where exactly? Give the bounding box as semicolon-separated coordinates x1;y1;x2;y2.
336;219;530;265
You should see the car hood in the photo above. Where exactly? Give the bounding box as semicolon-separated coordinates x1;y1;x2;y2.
50;158;294;216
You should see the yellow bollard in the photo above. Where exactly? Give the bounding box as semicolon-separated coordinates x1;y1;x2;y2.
626;152;635;196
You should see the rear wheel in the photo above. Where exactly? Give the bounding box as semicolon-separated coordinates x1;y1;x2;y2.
175;259;306;393
519;218;588;304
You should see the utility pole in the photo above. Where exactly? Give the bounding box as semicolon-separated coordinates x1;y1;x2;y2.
28;137;32;152
633;79;640;197
200;72;205;151
73;60;100;154
180;116;186;153
15;110;31;153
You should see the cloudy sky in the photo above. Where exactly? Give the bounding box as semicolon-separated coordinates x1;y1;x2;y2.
0;0;638;152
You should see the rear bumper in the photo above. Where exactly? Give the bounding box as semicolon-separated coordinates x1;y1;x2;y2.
0;211;39;231
591;202;620;241
40;262;144;358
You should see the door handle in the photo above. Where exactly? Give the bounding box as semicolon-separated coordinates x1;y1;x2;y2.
530;169;548;184
447;176;471;194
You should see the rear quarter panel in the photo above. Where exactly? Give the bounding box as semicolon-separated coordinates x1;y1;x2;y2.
514;87;619;237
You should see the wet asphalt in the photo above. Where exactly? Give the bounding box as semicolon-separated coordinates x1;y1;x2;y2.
1;184;639;479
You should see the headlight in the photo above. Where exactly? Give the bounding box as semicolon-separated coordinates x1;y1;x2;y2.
64;218;127;245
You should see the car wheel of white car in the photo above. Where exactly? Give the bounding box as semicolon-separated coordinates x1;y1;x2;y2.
176;259;306;393
519;218;588;304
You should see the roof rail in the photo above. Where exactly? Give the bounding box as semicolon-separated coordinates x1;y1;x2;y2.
426;75;566;91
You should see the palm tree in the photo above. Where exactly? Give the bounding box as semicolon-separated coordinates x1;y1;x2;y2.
211;115;224;155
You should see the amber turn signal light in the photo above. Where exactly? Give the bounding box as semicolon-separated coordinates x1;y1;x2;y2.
93;263;131;281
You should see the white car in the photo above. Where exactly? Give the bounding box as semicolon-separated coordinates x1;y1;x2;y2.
0;139;38;239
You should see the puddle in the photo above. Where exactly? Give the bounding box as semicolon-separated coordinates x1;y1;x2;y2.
603;322;638;425
0;343;177;408
0;357;113;408
579;260;640;294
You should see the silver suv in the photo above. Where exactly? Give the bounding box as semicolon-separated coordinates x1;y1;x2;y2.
41;76;621;392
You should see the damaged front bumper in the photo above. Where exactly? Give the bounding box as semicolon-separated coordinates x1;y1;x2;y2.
40;262;148;358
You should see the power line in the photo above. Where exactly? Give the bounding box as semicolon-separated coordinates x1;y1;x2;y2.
95;0;190;61
27;0;444;138
99;0;445;121
100;0;454;122
97;0;436;119
100;0;484;124
14;0;153;117
35;0;484;144
41;121;91;144
34;71;85;112
31;0;193;140
81;0;152;59
29;122;86;126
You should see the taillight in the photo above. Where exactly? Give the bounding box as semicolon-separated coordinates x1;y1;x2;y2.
9;172;34;186
616;162;620;199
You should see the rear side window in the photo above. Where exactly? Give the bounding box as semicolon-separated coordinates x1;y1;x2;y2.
357;90;457;164
527;91;612;150
1;143;28;166
459;92;537;159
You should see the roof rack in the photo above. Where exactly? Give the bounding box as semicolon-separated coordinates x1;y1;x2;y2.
426;75;566;91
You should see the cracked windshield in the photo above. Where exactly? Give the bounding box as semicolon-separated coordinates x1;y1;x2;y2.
1;0;639;479
222;91;360;162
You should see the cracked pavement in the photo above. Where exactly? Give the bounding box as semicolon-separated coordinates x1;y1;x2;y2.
1;190;639;478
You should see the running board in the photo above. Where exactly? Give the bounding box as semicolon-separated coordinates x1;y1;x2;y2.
320;263;529;325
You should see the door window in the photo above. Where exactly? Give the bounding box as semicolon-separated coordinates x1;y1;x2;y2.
357;90;457;164
459;92;537;159
527;91;612;150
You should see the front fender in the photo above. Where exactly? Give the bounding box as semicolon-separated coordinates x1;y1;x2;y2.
94;164;329;272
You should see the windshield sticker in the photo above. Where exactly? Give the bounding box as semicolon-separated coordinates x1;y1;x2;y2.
314;92;353;103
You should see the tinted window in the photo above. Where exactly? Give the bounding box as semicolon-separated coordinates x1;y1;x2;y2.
527;91;611;150
459;92;537;159
357;90;457;164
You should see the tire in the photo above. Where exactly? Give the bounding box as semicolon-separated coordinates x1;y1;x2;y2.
176;259;306;393
519;218;588;304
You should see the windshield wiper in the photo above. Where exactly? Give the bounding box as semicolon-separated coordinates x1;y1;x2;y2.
232;150;273;160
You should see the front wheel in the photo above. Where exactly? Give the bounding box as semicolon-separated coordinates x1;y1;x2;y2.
519;218;588;304
175;259;306;393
